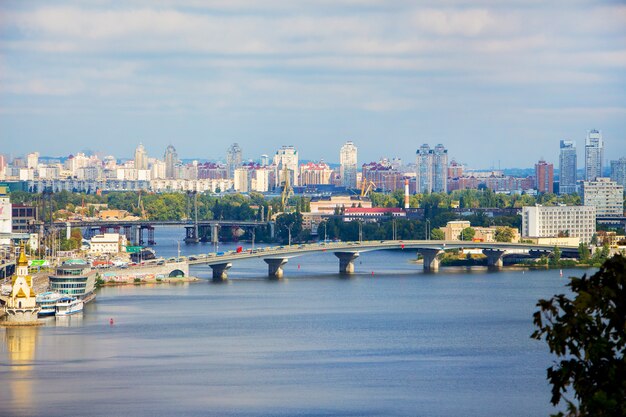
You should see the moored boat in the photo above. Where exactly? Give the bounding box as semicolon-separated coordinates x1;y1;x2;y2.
36;291;63;316
55;297;84;316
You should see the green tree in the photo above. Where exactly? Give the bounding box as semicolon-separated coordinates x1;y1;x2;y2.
431;228;445;240
459;227;475;241
495;226;515;242
549;246;561;266
532;255;626;417
578;243;591;263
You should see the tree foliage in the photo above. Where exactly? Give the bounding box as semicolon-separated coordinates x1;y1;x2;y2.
459;227;475;241
495;226;515;242
532;255;626;417
431;228;445;240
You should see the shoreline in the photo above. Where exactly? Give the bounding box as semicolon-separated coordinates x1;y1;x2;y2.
98;276;200;287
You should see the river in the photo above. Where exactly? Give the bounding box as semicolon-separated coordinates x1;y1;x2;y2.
1;226;586;416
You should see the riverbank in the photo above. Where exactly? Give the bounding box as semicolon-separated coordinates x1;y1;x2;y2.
98;276;200;287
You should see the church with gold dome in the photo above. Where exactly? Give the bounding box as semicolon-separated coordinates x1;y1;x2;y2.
3;245;40;324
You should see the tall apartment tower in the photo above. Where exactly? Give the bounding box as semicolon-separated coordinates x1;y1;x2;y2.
535;159;554;194
274;145;299;186
432;144;448;193
558;140;577;195
610;157;626;188
339;141;358;188
585;129;603;181
226;143;243;179
134;143;148;170
416;144;433;193
415;144;447;193
164;145;178;179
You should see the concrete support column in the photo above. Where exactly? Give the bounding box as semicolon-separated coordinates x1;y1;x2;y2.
210;262;232;282
418;249;444;272
483;249;506;268
211;224;219;244
264;258;288;279
334;252;360;274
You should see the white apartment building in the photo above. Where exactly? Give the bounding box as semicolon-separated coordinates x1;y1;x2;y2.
582;177;624;217
89;233;128;255
522;205;596;244
0;194;12;246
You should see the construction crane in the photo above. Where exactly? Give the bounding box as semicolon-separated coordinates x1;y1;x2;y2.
280;165;294;212
132;190;147;220
360;179;377;197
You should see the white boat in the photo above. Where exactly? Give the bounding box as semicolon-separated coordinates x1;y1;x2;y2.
36;291;64;316
55;297;84;316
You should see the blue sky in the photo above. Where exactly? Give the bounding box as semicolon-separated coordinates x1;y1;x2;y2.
1;0;625;168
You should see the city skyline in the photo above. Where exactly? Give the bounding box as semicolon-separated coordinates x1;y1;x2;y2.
1;1;625;166
0;131;620;172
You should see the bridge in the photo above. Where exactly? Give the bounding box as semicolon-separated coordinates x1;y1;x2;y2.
186;240;579;281
43;220;273;245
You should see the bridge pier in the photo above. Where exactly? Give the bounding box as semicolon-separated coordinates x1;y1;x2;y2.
418;249;444;272
483;249;506;268
264;258;288;279
210;262;232;282
211;224;219;244
184;225;199;244
334;252;360;274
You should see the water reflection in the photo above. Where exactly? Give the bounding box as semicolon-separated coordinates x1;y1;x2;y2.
3;326;39;416
55;313;84;327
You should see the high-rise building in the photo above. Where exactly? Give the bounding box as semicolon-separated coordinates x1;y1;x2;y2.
26;152;39;170
273;145;299;186
415;143;447;193
300;162;333;185
535;159;554;194
432;144;448;193
415;144;432;193
226;143;242;179
339;141;358;188
447;160;463;179
164;145;178;179
610;157;626;188
559;140;577;195
582;177;624;217
585;129;603;181
260;154;269;166
134;143;148;170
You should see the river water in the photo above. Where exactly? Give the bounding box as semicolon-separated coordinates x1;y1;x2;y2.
1;227;586;416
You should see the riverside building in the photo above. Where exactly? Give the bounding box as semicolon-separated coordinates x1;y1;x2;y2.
522;205;596;244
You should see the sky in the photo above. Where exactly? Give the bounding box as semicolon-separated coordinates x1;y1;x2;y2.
1;0;625;169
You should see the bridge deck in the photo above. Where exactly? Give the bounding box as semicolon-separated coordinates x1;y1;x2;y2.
186;240;577;266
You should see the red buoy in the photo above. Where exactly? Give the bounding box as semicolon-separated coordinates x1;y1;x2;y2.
109;318;114;326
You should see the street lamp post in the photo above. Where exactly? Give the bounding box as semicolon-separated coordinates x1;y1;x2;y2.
425;219;431;240
358;220;363;243
287;224;293;246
